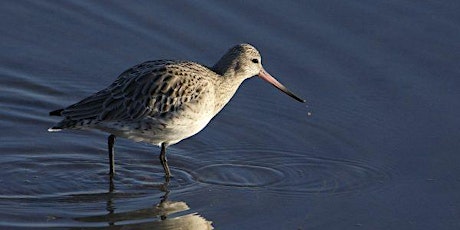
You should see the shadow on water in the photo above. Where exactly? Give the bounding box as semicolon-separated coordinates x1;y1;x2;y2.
0;175;213;229
73;177;213;229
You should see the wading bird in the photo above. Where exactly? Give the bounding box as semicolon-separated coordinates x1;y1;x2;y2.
49;44;305;178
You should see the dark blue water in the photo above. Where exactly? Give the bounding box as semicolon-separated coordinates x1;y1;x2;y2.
1;1;460;229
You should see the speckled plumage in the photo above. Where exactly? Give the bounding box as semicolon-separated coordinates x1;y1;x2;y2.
51;60;220;146
49;43;305;177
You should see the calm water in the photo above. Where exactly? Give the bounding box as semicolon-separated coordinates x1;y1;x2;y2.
1;1;460;229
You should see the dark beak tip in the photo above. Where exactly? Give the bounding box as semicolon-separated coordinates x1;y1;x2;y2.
295;96;306;103
286;91;306;103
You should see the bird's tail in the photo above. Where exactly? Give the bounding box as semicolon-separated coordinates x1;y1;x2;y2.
48;127;62;132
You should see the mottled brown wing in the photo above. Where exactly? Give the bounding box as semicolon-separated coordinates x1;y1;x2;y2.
60;60;209;123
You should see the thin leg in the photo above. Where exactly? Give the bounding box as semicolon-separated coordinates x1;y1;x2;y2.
108;134;116;176
159;143;171;179
159;176;170;220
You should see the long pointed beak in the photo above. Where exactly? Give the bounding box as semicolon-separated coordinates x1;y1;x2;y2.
258;68;306;103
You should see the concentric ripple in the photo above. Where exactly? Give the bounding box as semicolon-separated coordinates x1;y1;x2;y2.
193;164;284;187
269;157;389;195
187;148;390;195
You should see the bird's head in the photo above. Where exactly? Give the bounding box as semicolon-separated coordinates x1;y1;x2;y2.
213;43;305;103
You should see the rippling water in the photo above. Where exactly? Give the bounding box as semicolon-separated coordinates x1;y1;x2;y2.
1;1;460;229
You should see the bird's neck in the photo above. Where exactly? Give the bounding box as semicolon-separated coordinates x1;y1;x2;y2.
211;54;249;114
213;75;246;115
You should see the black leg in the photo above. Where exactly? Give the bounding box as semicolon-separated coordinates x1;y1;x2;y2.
159;143;171;179
108;134;116;176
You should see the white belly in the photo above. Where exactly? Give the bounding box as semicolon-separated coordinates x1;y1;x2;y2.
96;98;216;147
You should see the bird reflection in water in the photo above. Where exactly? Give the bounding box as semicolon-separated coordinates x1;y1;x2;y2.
75;177;213;229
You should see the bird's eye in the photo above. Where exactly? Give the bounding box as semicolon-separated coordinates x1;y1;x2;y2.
251;59;259;64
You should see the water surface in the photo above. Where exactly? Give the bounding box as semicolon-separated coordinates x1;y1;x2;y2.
1;1;460;229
